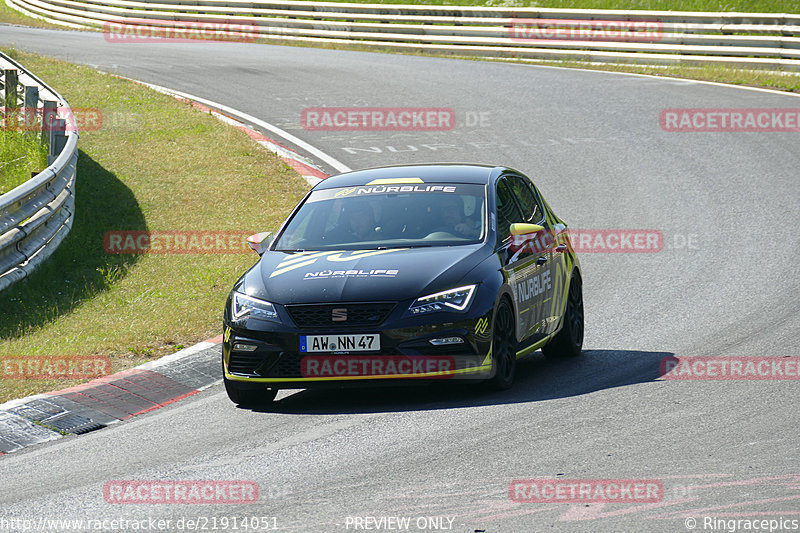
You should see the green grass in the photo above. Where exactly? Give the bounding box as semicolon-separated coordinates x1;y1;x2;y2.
317;0;797;10
0;127;48;195
0;49;309;403
0;0;63;28
1;0;797;22
271;0;796;12
546;0;792;11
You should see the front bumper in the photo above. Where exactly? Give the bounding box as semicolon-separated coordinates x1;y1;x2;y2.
222;311;495;388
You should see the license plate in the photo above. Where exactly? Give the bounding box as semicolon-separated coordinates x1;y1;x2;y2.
300;334;380;353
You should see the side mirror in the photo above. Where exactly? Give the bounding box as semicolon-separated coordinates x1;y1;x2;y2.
509;223;544;236
246;231;273;256
507;223;555;257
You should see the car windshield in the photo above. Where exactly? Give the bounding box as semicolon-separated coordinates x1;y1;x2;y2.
274;182;486;251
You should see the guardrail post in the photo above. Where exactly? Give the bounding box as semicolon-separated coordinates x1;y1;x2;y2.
49;119;67;165
23;84;38;109
2;68;18;107
0;72;4;127
22;85;40;134
2;68;19;128
42;100;57;149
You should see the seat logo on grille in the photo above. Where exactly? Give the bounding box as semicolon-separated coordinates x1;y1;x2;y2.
332;308;348;322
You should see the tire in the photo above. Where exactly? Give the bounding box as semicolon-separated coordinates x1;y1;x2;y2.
223;360;278;406
542;271;584;360
486;299;517;390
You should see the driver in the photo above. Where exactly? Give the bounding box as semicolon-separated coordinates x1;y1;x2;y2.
438;195;480;238
332;200;378;242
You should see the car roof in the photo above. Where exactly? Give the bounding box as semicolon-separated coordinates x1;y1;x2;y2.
314;163;511;189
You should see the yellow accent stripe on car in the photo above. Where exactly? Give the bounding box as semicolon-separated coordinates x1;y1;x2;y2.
326;249;404;261
279;250;336;267
269;258;319;278
515;334;556;359
366;178;424;185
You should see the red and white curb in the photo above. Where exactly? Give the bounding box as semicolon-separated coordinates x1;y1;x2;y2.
0;334;225;454
185;100;328;186
0;79;346;455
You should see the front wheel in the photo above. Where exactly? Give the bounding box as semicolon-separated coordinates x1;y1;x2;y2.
486;300;517;390
542;271;584;359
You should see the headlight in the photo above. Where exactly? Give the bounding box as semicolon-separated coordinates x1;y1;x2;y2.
230;291;280;323
408;285;477;316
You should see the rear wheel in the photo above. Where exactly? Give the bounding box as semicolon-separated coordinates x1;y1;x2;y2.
486;299;517;390
542;271;584;359
223;361;278;406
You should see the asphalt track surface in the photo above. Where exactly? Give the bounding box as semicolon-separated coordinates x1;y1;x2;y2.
1;24;799;533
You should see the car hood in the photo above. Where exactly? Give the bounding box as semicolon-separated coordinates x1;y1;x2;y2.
242;245;489;304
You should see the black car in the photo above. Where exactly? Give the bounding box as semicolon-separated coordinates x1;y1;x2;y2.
222;164;583;405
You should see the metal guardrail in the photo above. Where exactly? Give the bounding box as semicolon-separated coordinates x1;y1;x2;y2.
0;52;78;292
5;0;800;70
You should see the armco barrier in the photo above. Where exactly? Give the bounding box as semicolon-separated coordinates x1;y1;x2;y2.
4;0;800;70
0;52;78;292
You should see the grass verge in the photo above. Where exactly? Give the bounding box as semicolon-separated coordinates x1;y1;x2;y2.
0;0;63;28
0;127;48;195
5;0;793;13
316;0;797;11
0;48;309;403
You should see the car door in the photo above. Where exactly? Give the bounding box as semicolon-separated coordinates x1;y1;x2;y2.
526;180;572;337
495;176;550;348
505;175;556;345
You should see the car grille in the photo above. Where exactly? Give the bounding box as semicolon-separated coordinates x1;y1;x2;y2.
228;352;262;375
276;352;302;377
228;352;280;375
285;302;396;330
